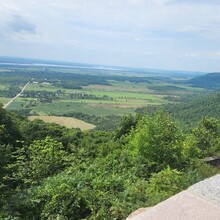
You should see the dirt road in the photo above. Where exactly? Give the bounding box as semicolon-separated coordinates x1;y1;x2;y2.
3;82;30;109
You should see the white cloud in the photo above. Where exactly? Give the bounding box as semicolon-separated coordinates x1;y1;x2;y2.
185;53;198;58
0;0;220;71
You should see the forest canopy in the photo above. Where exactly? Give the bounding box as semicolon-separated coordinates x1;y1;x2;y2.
0;106;219;219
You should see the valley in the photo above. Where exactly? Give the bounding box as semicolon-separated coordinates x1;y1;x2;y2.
2;1;220;219
0;60;208;130
1;58;220;220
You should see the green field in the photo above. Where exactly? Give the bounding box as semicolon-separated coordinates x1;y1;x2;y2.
31;101;135;116
6;81;173;116
25;83;73;92
0;97;11;105
0;65;208;119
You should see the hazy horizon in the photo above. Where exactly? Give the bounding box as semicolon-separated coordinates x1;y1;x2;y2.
0;55;207;75
1;1;220;72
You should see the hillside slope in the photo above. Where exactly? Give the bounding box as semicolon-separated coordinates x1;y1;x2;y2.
166;92;220;127
188;72;220;89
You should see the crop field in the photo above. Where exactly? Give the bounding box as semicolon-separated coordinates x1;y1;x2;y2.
0;97;11;105
0;64;208;129
28;115;95;130
83;82;152;92
6;81;170;116
6;98;28;110
29;101;135;116
25;83;72;92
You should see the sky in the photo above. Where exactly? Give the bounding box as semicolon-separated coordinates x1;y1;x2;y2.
0;0;220;72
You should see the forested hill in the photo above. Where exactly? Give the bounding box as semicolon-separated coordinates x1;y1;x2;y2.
1;105;220;219
165;92;220;128
188;72;220;89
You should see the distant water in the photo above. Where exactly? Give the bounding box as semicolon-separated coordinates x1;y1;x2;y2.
0;57;205;77
0;62;123;71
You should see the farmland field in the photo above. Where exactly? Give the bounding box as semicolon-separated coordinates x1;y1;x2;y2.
0;62;207;130
28;115;95;130
0;97;11;105
33;101;135;116
6;81;171;117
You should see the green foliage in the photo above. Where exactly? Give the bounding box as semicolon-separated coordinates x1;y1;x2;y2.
192;117;220;156
114;114;139;139
63;112;121;131
0;106;21;145
165;92;220;129
181;135;201;162
18;118;82;148
2;65;220;219
146;167;184;205
146;162;219;206
187;160;219;180
0;105;220;220
19;119;64;142
0;144;14;207
127;112;184;173
14;137;69;184
15;154;148;220
181;160;220;190
0;85;21;98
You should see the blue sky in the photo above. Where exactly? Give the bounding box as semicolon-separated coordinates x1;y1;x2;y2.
0;0;220;72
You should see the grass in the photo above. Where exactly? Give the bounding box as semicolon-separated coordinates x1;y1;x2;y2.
7;99;26;110
32;101;135;116
26;83;70;92
85;81;152;93
28;115;95;130
0;97;11;105
81;89;164;100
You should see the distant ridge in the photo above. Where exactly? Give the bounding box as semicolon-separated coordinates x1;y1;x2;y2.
188;72;220;89
165;92;220;128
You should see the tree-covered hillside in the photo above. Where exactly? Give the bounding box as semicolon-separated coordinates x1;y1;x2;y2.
0;106;219;219
137;91;220;129
188;72;220;89
165;92;220;128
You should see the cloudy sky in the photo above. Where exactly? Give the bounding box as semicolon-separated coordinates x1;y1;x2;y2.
0;0;220;71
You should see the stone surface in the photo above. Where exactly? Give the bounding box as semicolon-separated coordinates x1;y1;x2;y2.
188;174;220;204
127;208;151;219
127;175;220;220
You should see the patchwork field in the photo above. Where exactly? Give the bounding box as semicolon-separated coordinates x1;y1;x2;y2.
9;82;179;115
6;78;205;118
7;81;170;116
0;64;207;130
28;115;96;130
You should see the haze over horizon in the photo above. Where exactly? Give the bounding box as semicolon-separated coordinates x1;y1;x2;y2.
1;0;220;72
